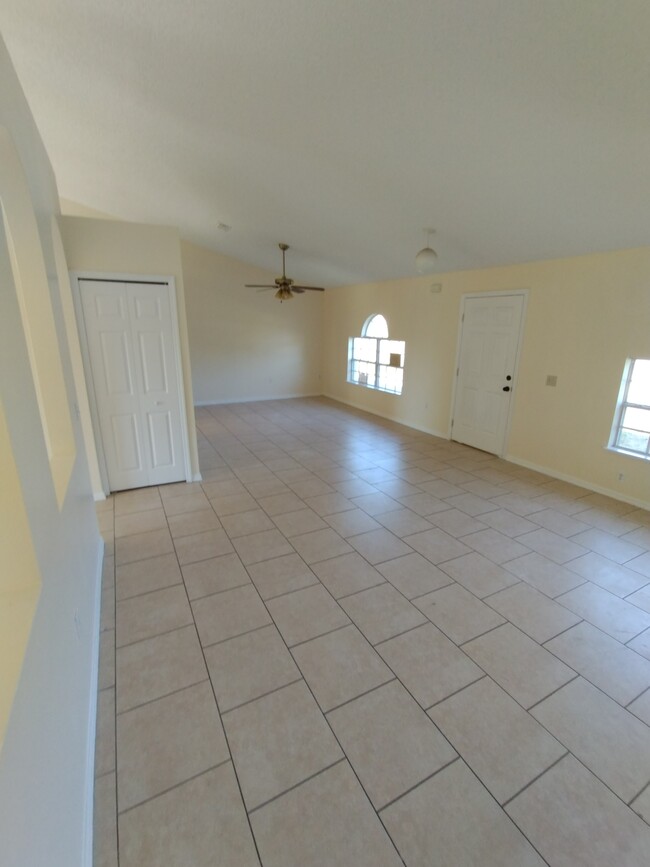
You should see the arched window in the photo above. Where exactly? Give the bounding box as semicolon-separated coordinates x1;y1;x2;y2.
348;314;405;395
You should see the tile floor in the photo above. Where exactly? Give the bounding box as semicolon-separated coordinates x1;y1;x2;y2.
94;397;650;866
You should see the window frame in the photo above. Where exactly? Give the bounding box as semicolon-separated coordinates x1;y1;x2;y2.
609;358;650;460
347;314;405;396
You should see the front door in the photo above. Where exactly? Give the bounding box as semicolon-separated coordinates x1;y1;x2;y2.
79;279;186;491
451;292;526;455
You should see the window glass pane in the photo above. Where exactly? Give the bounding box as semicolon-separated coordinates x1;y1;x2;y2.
357;360;377;387
628;359;650;405
617;429;650;453
377;365;403;394
352;337;377;363
364;315;389;339
379;339;405;366
622;406;650;433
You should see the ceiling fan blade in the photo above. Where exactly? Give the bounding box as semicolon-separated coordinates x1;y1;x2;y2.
291;285;325;292
246;284;276;288
256;288;275;293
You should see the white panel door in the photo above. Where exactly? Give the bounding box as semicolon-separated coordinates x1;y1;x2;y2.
451;294;525;455
80;280;186;491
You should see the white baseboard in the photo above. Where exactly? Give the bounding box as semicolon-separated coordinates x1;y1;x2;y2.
195;392;322;407
82;539;105;867
322;392;448;440
191;472;203;482
504;454;650;511
92;491;106;502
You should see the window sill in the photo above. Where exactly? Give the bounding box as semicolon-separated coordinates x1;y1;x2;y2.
605;445;650;462
347;380;402;397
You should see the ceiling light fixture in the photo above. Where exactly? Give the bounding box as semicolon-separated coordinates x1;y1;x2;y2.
415;228;438;274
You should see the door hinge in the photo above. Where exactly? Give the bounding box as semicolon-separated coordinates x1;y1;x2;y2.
462;313;465;322
450;418;454;428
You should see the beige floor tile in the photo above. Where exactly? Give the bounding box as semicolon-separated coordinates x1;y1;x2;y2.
628;628;650;661
162;491;211;517
201;478;247;499
376;552;453;598
414;583;505;645
288;477;335;498
256;491;306;516
114;488;162;516
428;508;487;538
486;581;581;643
289;527;352;564
378;622;483;709
622;584;650;614
114;508;168;538
117;681;228;811
292;624;394;711
532;677;650;803
220;507;276;538
340;583;426;645
328;680;456;809
312;552;385;598
382;759;545;867
479;508;539;537
506;755;650;866
516;528;587;565
334;478;379;498
224;681;343;810
98;629;115;690
116;585;192;647
115;528;174;566
350;491;401;516
440;552;520;598
403;527;472;565
304;491;355;516
192;584;271;646
116;625;207;712
250;761;402;867
460;478;508;499
430;677;565;804
460;528;531;565
566;551;648;597
100;583;115;632
166;508;221;538
557;581;650;643
347;527;413;564
232;527;294;565
209;491;259;516
444;491;501;516
490;493;546;517
628;551;650;579
324;507;382;537
464;623;575;709
116;553;182;601
267;584;349;646
572;527;645;564
247;552;319;599
399;491;451;516
245;476;291;497
374;508;435;538
528;508;591;538
546;621;650;705
95;688;115;777
624;525;650;549
505;552;585;597
628;688;650;725
271;507;328;537
94;772;118;867
174;528;234;565
119;764;258;867
631;784;650;825
181;552;250;600
159;481;204;500
204;624;301;712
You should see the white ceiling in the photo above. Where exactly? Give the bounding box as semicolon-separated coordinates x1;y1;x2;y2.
2;1;650;286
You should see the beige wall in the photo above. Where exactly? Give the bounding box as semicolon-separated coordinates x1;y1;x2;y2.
60;215;200;487
0;36;102;867
181;240;323;404
322;248;650;507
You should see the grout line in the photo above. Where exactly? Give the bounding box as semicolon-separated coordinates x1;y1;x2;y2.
114;579;184;603
501;751;570;808
324;677;397;714
625;685;650;709
258;579;321;602
115;619;196;650
628;779;650;807
116;678;211;716
201;621;273;649
288;622;352;649
373;621;430;648
378;756;460;813
220;677;305;716
424;674;487;711
458;621;507;648
117;760;231;816
185;578;253;603
246;757;348;815
526;674;580;711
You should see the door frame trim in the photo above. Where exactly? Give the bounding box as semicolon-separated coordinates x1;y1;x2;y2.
448;289;529;457
70;271;192;496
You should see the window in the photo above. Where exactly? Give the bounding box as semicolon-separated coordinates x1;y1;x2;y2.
348;314;405;395
610;358;650;459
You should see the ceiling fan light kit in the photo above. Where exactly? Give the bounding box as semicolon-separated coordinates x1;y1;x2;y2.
415;228;438;274
245;243;325;301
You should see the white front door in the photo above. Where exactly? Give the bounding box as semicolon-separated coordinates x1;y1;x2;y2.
451;293;526;455
80;279;186;491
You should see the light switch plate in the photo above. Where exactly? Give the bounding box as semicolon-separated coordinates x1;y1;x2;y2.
546;375;558;387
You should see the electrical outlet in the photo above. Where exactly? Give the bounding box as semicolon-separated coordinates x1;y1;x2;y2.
545;375;558;387
618;472;625;481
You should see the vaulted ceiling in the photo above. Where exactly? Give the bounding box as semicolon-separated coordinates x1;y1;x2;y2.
2;1;649;285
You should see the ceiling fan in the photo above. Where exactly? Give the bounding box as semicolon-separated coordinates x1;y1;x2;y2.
246;243;325;301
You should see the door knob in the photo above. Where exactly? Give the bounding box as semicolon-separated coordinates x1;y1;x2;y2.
502;386;511;392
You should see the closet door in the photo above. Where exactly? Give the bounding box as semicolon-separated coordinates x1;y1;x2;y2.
80;279;186;491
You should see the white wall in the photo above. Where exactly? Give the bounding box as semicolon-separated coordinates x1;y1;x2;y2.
322;248;650;508
0;36;103;867
181;240;323;404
